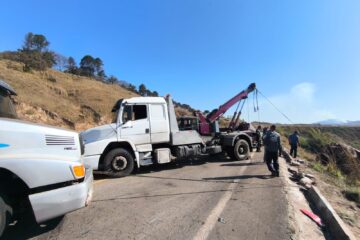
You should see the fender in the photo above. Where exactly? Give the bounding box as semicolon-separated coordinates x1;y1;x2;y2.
222;132;253;147
103;139;140;168
83;138;140;170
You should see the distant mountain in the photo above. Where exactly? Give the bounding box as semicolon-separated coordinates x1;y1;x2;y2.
346;120;360;126
315;119;360;126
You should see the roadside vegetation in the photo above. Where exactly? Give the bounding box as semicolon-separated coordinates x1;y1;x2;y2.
278;126;360;207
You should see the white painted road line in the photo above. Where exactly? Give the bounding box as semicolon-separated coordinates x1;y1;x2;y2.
193;153;254;240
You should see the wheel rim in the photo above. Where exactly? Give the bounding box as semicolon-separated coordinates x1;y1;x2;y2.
237;145;246;155
112;156;128;171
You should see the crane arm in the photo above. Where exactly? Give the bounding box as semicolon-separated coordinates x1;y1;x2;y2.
207;83;256;123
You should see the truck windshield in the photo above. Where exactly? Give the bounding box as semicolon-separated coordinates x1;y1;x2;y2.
0;91;17;119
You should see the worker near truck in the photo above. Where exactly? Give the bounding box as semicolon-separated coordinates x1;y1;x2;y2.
262;127;268;162
288;131;300;158
256;125;262;152
263;125;282;177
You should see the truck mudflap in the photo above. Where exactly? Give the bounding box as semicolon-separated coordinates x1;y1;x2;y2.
28;166;93;223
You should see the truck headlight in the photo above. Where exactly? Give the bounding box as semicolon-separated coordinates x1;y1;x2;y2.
72;164;85;179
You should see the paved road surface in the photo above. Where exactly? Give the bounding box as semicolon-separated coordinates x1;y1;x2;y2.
3;152;290;240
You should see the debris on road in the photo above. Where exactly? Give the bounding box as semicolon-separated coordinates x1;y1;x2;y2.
305;173;315;180
290;161;301;167
299;177;314;189
300;209;324;227
297;159;305;164
288;167;299;175
218;217;226;224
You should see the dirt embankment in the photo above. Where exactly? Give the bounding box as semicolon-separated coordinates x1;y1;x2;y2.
317;143;360;184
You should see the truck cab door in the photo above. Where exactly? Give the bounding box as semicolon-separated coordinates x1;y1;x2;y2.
149;103;170;143
119;104;151;145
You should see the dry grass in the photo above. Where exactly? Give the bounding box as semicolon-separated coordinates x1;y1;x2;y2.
0;59;138;130
0;59;191;131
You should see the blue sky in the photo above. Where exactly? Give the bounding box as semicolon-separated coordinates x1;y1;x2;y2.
1;0;360;123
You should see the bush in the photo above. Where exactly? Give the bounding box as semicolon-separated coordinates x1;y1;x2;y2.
342;188;360;206
311;161;325;173
304;128;332;153
327;162;345;180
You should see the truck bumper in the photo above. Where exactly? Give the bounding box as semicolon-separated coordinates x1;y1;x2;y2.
28;166;94;223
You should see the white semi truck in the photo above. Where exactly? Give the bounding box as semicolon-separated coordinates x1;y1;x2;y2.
81;91;256;178
0;80;93;237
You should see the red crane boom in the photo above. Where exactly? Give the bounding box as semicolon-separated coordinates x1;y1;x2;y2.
197;83;256;135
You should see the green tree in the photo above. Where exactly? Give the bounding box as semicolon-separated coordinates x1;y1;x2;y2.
107;75;118;84
18;32;55;71
23;32;49;52
94;57;103;76
127;84;137;93
97;70;106;81
65;57;79;74
79;55;105;78
54;53;68;71
79;55;96;77
138;84;147;96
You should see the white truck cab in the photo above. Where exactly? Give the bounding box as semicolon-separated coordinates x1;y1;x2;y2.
81;95;205;177
0;80;93;237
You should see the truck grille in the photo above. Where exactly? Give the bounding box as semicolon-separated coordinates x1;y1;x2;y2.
45;135;75;146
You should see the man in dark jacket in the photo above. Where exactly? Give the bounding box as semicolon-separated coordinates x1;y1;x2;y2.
288;131;300;158
263;125;282;177
256;125;262;152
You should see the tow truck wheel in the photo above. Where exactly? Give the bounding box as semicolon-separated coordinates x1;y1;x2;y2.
0;193;12;238
233;139;250;161
104;148;135;178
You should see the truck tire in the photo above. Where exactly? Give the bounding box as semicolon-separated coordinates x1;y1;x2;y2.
0;193;12;238
233;139;250;161
104;148;134;178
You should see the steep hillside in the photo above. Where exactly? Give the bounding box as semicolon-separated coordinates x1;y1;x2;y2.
0;60;193;130
278;125;360;150
0;59;138;130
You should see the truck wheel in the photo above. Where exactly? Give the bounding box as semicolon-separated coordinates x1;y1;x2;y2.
0;194;12;238
233;139;250;160
104;148;134;178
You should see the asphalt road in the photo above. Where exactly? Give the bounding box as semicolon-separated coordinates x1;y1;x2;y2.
3;152;290;240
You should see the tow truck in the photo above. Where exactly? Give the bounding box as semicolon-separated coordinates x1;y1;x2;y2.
81;83;257;177
179;83;258;159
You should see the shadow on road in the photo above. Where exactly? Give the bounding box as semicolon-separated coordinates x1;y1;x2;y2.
1;216;64;240
221;161;265;167
93;154;239;180
203;174;275;181
92;184;284;203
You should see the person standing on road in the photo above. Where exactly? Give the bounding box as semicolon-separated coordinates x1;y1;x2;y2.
263;125;282;177
288;131;300;158
256;125;262;152
262;127;268;162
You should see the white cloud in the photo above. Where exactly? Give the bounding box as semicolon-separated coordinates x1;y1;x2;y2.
247;82;337;124
289;82;315;103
